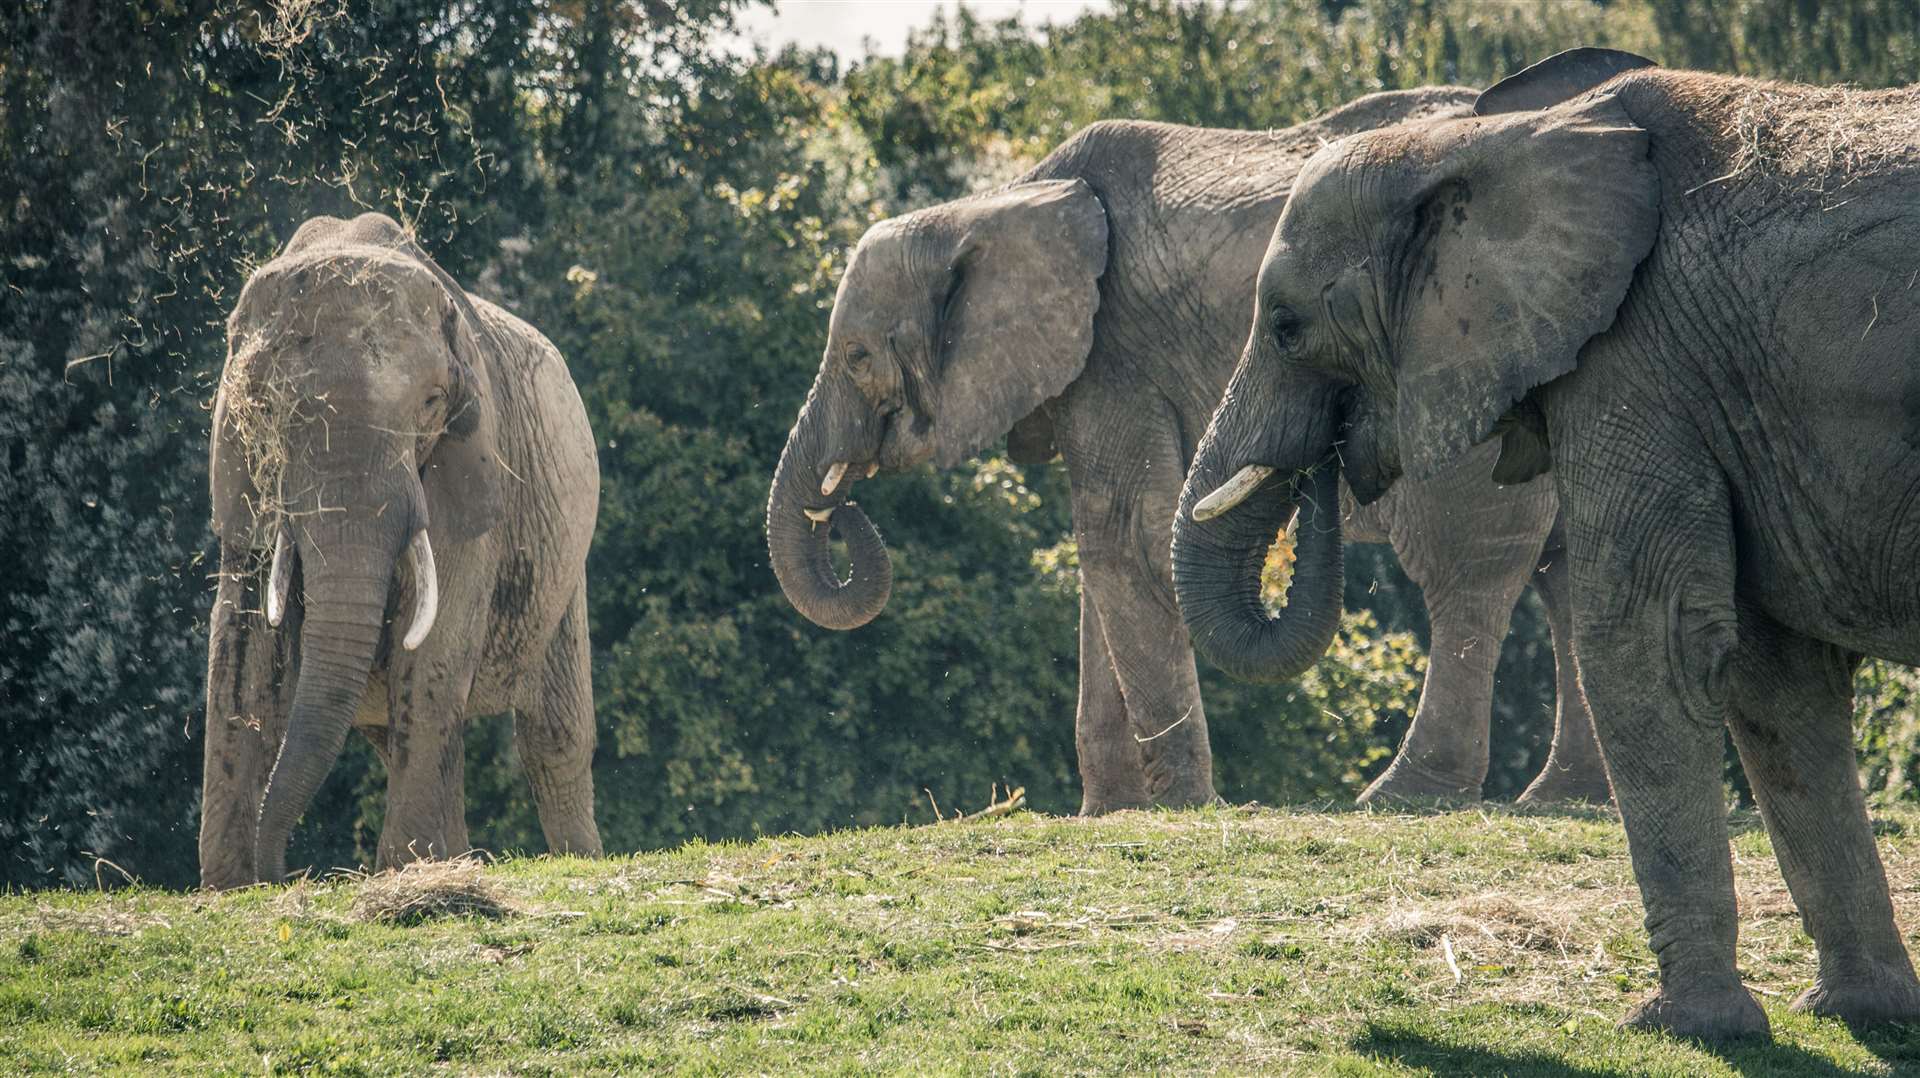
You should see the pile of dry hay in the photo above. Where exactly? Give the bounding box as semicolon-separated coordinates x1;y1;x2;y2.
1721;81;1920;195
350;858;513;926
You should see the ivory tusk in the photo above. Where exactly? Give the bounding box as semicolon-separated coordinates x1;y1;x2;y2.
266;531;292;627
1193;464;1276;522
402;530;439;651
803;506;834;524
820;461;849;496
865;462;878;478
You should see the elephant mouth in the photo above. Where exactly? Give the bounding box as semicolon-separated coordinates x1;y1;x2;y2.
802;458;880;522
1334;394;1395;505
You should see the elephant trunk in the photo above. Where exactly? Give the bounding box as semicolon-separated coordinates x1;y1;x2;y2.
1172;372;1346;683
766;374;891;630
253;513;409;882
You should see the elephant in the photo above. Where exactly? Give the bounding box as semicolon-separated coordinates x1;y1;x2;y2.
200;212;602;889
766;87;1611;814
1174;47;1920;1041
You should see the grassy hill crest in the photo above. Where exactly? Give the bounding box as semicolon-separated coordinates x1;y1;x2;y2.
7;805;1920;1075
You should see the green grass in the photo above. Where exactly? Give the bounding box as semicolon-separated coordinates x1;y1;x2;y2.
7;805;1920;1075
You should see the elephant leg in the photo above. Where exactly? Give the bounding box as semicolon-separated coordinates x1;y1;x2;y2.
1359;592;1505;802
1726;610;1920;1026
1063;396;1215;808
376;658;473;868
1074;586;1152;815
1079;543;1216;807
1560;461;1766;1041
1516;542;1614;804
513;586;603;857
1362;445;1554;804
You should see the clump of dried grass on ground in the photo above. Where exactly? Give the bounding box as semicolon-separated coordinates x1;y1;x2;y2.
351;858;512;926
1720;81;1920;195
1363;891;1581;956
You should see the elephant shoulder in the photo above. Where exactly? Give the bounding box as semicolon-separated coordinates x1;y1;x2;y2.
467;295;564;377
1027;118;1190;192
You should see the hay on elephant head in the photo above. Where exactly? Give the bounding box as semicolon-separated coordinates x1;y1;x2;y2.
1719;81;1920;195
218;251;427;558
218;324;310;556
351;858;511;926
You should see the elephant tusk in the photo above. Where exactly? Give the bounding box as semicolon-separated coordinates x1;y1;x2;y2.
803;506;834;524
865;462;878;479
266;530;292;627
1193;464;1276;522
402;530;439;651
821;461;850;496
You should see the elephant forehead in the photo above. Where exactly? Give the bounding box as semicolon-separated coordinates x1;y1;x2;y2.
832;238;933;334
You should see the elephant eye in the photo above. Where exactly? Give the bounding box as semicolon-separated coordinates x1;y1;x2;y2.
846;344;872;374
1269;307;1304;352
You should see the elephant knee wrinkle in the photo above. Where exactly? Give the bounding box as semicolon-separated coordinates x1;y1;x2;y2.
1665;586;1738;731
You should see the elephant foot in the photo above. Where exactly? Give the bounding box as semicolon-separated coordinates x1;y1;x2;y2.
1516;761;1613;805
1152;782;1220;811
1792;964;1920;1028
1358;755;1482;805
1622;981;1770;1043
1077;792;1154;816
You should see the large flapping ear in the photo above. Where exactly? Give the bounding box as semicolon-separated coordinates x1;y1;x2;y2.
419;280;507;543
931;179;1107;468
1393;92;1660;480
1473;47;1657;116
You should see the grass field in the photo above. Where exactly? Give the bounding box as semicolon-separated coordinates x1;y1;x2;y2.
7;803;1920;1075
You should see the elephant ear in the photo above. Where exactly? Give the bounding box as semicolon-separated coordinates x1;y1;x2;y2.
931;179;1107;468
1391;92;1660;480
420;267;507;544
1473;47;1657;117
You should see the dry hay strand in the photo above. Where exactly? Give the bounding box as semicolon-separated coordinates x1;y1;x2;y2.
1717;81;1920;195
252;0;344;55
21;901;173;938
1359;891;1579;957
351;858;512;926
218;325;311;557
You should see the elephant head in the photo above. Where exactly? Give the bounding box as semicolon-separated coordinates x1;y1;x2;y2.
767;179;1108;629
210;212;503;882
1172;48;1659;682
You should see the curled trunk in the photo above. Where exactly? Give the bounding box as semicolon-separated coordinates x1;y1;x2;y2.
1172;366;1347;684
766;379;891;630
1173;463;1345;683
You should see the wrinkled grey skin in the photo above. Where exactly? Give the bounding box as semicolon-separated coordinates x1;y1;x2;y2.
201;213;602;889
1177;49;1920;1041
768;88;1609;812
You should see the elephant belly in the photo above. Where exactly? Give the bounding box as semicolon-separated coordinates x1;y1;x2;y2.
1737;461;1920;667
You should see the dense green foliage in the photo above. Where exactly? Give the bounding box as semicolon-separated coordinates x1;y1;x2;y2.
4;0;1919;888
